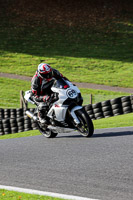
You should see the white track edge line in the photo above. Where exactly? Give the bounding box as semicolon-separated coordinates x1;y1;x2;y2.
0;185;99;200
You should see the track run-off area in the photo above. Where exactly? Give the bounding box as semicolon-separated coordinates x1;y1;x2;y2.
0;127;133;200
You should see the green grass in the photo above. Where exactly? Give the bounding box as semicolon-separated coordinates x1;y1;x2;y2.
0;22;133;88
93;112;133;129
0;130;40;140
0;78;31;108
0;77;129;108
80;88;129;105
0;189;67;200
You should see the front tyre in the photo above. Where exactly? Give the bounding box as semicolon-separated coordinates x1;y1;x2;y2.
75;108;94;137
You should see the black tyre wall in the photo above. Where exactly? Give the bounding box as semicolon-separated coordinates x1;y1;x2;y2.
84;95;133;120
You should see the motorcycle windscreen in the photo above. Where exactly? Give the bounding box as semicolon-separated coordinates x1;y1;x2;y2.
53;78;69;89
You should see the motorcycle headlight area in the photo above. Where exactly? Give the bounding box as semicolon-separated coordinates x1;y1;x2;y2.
63;93;83;106
66;89;78;99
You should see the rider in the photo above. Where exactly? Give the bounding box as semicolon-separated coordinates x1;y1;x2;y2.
31;63;67;123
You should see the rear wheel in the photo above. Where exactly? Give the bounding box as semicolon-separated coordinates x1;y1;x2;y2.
75;108;94;137
37;122;58;138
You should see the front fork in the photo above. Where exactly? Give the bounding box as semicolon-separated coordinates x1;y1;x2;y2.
70;106;83;125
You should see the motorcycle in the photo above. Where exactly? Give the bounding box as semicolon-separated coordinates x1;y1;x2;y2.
24;78;94;138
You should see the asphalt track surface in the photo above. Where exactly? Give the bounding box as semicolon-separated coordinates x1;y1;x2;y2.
0;127;133;200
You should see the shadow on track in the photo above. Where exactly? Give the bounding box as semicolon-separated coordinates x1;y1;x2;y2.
93;131;133;138
57;130;133;138
57;134;83;138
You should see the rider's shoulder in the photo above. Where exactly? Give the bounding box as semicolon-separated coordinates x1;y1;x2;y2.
32;71;42;83
52;68;60;76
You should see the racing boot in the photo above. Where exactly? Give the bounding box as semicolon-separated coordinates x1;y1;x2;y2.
38;111;47;124
38;103;48;124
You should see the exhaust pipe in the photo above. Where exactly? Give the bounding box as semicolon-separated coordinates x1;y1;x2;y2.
26;110;37;121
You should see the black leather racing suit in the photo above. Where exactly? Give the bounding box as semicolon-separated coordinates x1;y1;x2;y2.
31;68;63;102
31;68;64;119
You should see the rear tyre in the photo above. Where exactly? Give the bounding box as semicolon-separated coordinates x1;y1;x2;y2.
37;123;58;138
75;108;94;137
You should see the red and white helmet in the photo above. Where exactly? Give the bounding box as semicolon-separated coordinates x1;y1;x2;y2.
38;63;53;79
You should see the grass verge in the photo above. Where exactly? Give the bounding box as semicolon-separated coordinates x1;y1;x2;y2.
0;189;67;200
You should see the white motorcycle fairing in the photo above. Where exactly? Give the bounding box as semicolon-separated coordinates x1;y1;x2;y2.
47;80;82;124
24;90;35;104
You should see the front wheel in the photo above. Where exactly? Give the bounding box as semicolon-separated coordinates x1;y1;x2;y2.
75;108;94;137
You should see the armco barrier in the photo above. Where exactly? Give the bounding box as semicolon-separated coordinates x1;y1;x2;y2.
0;96;133;135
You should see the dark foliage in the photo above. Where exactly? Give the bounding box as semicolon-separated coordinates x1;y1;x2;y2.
1;0;133;30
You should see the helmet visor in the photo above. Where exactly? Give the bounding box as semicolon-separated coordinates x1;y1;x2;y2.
40;71;53;79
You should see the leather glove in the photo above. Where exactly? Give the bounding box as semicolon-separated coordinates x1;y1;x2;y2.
43;95;50;103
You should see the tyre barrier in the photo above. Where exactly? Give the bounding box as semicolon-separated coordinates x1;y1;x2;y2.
0;108;38;135
0;95;133;135
84;95;133;120
0;116;38;135
0;108;26;119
